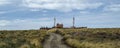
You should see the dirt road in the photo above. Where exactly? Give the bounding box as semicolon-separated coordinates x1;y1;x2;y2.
43;33;71;48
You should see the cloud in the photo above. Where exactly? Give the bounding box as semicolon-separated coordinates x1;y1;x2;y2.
104;4;120;12
22;0;103;12
0;18;53;30
0;0;11;5
0;9;26;14
0;20;10;26
80;11;90;14
0;11;6;14
0;11;12;14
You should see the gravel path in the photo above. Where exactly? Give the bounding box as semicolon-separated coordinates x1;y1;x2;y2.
43;33;71;48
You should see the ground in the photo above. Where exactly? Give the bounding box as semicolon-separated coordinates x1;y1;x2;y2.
43;33;71;48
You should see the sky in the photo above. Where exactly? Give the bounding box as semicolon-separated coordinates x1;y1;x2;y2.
0;0;120;30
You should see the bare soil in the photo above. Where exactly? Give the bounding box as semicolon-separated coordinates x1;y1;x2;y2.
43;33;71;48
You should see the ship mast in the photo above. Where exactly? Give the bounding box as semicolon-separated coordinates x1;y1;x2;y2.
54;17;56;27
73;17;75;28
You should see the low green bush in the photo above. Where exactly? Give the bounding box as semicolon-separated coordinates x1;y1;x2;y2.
0;30;48;48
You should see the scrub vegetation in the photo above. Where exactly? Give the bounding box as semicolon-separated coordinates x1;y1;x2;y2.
0;30;48;48
0;28;120;48
57;28;120;48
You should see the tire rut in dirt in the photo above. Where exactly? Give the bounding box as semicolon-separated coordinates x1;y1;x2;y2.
43;33;71;48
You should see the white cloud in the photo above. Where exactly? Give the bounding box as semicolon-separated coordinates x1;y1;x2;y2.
80;11;90;14
0;9;26;14
0;20;10;26
0;18;53;30
22;0;103;12
104;4;120;12
0;0;11;5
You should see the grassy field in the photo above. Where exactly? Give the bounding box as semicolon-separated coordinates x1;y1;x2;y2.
0;28;120;48
0;30;48;48
57;28;120;48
